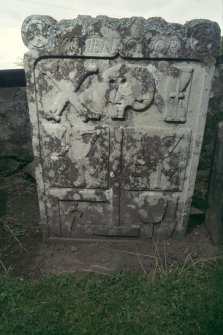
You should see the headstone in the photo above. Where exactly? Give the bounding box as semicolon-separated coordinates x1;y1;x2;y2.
206;122;223;244
22;15;220;241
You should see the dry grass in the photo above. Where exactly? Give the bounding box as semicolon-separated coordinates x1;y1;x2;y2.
0;172;36;194
0;217;28;253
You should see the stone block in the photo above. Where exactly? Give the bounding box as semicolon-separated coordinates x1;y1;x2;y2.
21;15;220;241
206;122;223;244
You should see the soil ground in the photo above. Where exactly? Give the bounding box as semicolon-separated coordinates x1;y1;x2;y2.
0;172;222;279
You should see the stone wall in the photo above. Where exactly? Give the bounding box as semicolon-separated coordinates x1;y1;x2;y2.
0;86;33;176
0;65;223;213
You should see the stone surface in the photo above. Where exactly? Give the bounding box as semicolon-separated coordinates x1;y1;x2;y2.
192;65;223;212
22;15;220;241
205;122;223;244
0;87;33;176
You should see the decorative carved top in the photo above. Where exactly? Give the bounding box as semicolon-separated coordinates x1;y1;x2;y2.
21;15;220;61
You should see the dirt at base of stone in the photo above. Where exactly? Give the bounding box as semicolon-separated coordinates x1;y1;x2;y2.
0;172;222;279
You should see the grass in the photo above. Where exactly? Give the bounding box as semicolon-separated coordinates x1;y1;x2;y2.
0;258;223;335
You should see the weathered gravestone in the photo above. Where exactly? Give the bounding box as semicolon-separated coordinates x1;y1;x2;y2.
21;15;220;241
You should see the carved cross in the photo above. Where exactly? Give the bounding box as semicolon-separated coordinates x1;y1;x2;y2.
169;78;185;120
166;67;194;122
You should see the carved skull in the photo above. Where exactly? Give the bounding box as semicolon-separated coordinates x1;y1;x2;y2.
103;64;155;119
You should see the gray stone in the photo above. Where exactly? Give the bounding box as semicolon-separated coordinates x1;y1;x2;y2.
0;87;33;176
193;71;223;213
21;15;220;241
205;122;223;244
71;246;79;252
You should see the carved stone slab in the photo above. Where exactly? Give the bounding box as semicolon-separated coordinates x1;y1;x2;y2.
22;15;220;241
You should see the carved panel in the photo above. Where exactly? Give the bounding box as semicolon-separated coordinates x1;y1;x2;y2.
58;197;115;238
121;192;179;239
35;60;99;123
41;126;110;188
123;128;191;191
138;193;179;239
